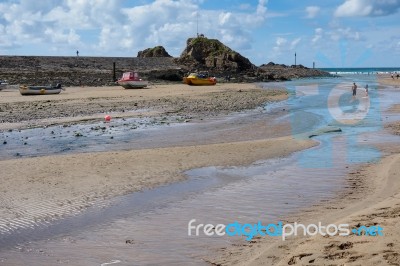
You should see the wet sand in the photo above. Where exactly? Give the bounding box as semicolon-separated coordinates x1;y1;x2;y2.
0;83;312;228
210;78;400;266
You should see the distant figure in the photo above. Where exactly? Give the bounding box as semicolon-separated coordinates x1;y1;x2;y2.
397;74;399;79
352;82;357;97
76;50;79;57
391;73;394;79
365;84;369;96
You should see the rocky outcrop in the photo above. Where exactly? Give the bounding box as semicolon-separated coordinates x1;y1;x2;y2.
137;46;171;58
177;37;255;72
257;62;329;81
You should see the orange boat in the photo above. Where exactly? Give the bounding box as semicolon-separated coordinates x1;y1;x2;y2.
183;73;216;86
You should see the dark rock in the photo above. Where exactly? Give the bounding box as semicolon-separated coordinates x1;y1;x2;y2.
137;46;171;58
177;37;255;72
258;62;329;80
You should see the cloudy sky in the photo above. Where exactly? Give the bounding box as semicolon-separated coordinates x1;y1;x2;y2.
0;0;399;67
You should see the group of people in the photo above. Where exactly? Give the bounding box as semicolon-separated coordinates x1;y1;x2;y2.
391;72;399;79
352;82;368;97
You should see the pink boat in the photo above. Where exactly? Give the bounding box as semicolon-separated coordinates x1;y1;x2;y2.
117;72;148;89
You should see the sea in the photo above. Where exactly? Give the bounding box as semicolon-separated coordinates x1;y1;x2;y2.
319;67;400;75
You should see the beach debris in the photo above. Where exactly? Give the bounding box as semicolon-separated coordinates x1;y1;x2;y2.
74;132;83;137
3;141;6;145
104;115;111;122
308;126;342;138
100;260;121;266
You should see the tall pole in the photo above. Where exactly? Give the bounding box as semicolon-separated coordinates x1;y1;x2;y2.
196;12;199;37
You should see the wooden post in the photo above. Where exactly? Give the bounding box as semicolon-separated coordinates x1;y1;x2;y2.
113;62;116;81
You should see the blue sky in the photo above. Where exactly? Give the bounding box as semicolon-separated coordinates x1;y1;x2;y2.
0;0;399;67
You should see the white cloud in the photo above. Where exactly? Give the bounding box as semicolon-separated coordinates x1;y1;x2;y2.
311;24;362;46
272;36;300;57
0;0;270;55
334;0;400;17
329;27;361;41
312;28;323;43
275;37;287;47
291;38;301;49
305;6;320;18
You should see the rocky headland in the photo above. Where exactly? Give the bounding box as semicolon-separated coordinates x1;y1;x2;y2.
0;37;329;86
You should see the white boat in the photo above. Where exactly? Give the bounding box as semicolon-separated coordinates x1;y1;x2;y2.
0;80;8;91
117;72;148;89
19;84;62;95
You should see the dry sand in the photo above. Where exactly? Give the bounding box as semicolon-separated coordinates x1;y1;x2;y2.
209;76;400;266
378;75;400;87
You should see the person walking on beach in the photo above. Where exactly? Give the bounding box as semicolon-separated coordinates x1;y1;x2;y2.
76;50;79;57
365;84;369;96
352;82;357;97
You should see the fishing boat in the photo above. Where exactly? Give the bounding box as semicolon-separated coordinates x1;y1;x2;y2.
19;84;62;95
183;73;217;86
117;72;148;89
0;80;8;91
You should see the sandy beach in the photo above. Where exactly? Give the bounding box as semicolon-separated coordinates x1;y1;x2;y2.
1;77;400;265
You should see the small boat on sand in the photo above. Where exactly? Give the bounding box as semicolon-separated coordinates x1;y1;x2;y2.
183;73;217;86
0;80;8;91
19;84;62;95
117;72;148;89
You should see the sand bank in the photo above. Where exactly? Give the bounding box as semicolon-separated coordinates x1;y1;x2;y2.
0;83;286;130
0;137;314;226
378;75;400;87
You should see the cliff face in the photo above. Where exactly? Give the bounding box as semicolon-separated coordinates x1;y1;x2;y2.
137;46;171;58
178;37;254;72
